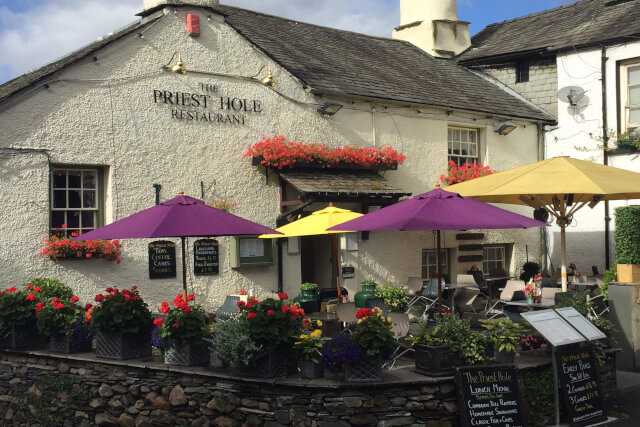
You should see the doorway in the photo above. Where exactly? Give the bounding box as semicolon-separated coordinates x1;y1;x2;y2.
300;235;336;291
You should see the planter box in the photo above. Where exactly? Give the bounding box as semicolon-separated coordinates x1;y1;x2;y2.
414;344;462;377
494;348;515;364
345;355;383;383
247;348;297;379
617;264;640;283
50;334;93;354
0;321;48;350
95;331;152;360
165;343;209;367
251;155;398;171
209;349;229;369
298;360;324;379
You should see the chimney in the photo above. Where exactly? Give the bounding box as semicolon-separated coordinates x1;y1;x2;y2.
143;0;219;11
392;0;471;58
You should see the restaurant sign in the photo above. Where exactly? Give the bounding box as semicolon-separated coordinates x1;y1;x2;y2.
149;240;177;279
152;83;263;125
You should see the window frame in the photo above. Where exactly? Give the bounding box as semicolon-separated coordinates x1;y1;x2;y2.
619;58;640;134
482;244;508;275
50;166;105;235
447;126;480;166
422;248;449;280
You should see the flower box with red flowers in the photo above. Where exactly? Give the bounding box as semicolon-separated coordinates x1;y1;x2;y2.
89;286;153;360
245;135;406;170
42;227;123;263
36;295;93;353
440;161;495;185
0;285;48;350
155;294;209;366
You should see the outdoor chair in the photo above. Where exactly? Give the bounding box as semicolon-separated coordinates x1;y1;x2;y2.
456;274;491;313
484;280;524;319
404;277;428;310
453;287;481;314
336;302;358;333
541;287;563;306
587;293;609;319
384;312;413;370
365;298;389;317
215;296;240;321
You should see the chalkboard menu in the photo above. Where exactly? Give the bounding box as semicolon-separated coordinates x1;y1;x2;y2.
456;366;525;427
555;347;606;427
148;240;177;279
194;239;219;275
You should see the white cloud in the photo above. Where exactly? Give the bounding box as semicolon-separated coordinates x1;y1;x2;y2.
0;0;399;84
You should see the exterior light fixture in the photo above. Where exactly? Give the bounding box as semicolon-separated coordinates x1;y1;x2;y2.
252;65;275;87
317;102;343;116
494;122;517;135
163;52;187;75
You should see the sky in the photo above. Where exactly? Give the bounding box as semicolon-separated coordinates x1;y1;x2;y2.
0;0;576;85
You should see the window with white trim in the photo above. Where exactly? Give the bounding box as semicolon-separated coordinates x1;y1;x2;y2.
448;127;479;165
483;245;506;275
620;59;640;134
51;168;102;235
422;249;448;280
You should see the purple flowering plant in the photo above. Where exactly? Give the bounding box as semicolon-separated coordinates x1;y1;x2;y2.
319;334;362;373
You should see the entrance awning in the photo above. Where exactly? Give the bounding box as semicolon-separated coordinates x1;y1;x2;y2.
279;170;411;201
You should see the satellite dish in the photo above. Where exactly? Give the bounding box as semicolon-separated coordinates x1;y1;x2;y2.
558;86;586;106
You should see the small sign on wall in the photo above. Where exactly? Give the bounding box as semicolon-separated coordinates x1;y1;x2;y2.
194;239;219;276
149;240;177;279
342;266;355;279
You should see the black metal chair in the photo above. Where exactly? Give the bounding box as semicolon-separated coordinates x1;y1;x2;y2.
215;296;240;320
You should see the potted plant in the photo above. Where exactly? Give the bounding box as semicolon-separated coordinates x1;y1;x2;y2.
90;286;153;360
615;206;640;283
294;319;328;379
213;319;261;369
319;334;362;377
0;286;48;349
375;283;409;313
523;282;536;304
204;322;229;368
519;262;541;284
355;279;378;308
235;293;303;378
29;278;74;300
480;318;522;364
36;295;93;353
411;310;489;376
293;283;318;313
343;307;395;382
154;293;209;366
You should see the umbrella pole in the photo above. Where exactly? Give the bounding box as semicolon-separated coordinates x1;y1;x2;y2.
181;236;188;299
437;230;442;301
332;234;343;304
561;224;568;292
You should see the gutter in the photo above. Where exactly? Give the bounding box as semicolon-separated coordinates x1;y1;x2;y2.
602;46;611;270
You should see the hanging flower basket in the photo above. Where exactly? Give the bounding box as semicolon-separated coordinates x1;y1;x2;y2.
245;135;406;170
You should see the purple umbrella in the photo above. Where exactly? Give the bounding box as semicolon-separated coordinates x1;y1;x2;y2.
73;193;279;297
329;187;547;299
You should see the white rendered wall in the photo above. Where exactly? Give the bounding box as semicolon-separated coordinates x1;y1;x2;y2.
0;6;542;310
545;41;640;275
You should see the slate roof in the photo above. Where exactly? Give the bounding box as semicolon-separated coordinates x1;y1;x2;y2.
279;170;410;199
0;3;553;122
216;5;553;122
461;0;640;63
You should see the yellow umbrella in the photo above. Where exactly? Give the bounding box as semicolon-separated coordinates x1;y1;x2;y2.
260;205;363;302
446;156;640;291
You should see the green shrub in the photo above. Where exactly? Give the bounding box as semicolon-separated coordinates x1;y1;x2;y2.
213;319;261;367
601;266;617;300
375;283;409;312
615;206;640;264
29;278;73;300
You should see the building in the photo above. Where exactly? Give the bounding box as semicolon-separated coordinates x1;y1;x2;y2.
459;0;640;277
0;0;553;308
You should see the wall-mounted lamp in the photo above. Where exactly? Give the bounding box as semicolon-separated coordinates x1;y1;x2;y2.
494;122;517;136
252;65;275;87
163;51;187;75
317;102;343;116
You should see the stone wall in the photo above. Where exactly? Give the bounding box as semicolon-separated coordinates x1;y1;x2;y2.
0;351;459;427
478;57;558;117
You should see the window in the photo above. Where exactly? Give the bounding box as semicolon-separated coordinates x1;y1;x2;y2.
483;245;506;275
51;168;101;235
448;127;479;165
620;60;640;134
422;249;448;280
516;58;530;83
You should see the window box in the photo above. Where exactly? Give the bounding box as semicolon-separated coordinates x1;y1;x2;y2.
251;155;398;170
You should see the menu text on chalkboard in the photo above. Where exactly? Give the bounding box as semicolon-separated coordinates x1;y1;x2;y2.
456;366;525;427
194;239;219;276
555;347;606;427
149;240;177;279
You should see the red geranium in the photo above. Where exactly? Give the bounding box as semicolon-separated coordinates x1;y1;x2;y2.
25;293;36;301
356;308;374;319
42;227;123;263
278;292;289;300
440;161;495;185
155;294;207;346
247;312;257;319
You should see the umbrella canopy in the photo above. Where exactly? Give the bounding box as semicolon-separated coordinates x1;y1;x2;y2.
446;156;640;290
260;206;363;238
73;194;279;296
329;188;547;299
260;205;363;303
